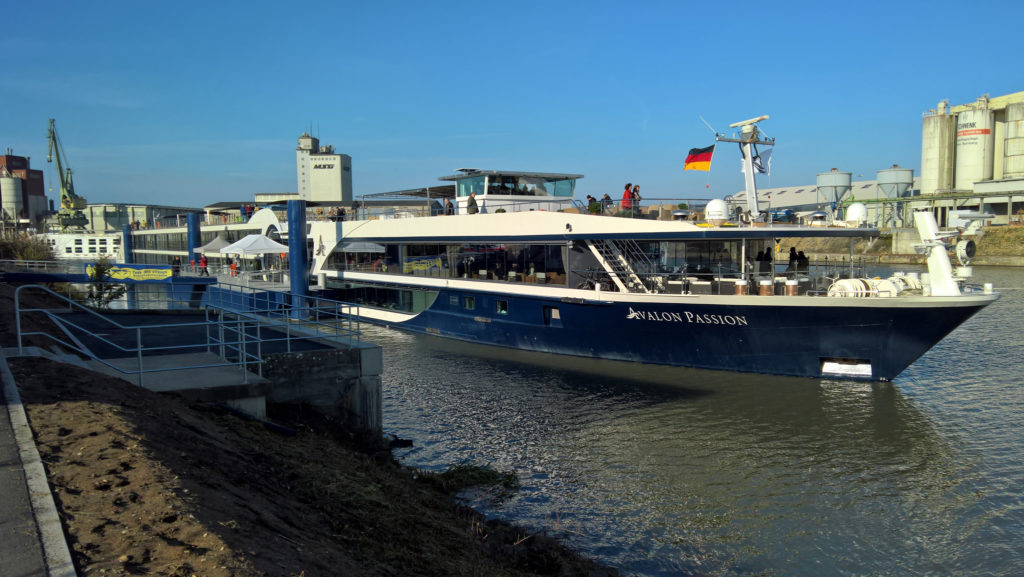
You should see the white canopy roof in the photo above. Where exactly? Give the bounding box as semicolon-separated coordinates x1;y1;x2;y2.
194;236;231;254
220;234;289;256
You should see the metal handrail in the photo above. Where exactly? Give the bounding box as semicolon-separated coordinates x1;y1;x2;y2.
0;259;84;274
12;284;313;386
207;281;362;345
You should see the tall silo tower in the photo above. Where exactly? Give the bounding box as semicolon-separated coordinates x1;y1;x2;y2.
920;102;955;195
1004;103;1024;179
954;105;995;189
1;166;24;223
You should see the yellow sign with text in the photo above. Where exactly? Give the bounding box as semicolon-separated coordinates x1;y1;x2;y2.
85;265;172;282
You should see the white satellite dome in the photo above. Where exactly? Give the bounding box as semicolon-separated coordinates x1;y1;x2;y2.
705;198;729;226
846;202;867;226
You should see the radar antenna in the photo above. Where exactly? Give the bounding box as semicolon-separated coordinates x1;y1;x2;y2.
716;115;774;224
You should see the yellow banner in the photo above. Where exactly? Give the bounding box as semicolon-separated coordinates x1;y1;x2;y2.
402;257;443;273
85;265;172;282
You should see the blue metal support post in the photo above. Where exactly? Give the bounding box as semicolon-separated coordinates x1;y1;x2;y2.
287;200;309;319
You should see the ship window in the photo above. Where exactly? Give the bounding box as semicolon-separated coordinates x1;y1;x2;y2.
496;300;508;315
449;295;459;306
463;296;475;310
88;239;96;245
543;306;562;327
74;239;82;245
456;175;486;198
65;247;72;253
74;247;82;253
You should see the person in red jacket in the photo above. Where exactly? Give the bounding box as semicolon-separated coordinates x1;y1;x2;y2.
620;182;633;211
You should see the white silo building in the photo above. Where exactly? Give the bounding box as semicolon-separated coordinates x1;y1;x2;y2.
920;91;1024;225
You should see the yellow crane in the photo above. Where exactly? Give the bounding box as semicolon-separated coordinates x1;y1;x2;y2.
46;118;89;229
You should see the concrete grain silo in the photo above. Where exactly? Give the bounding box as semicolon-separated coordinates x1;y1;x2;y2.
1;169;24;221
1004;103;1024;179
920;107;955;195
954;107;995;189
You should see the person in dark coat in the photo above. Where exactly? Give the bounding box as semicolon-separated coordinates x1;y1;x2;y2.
466;192;479;214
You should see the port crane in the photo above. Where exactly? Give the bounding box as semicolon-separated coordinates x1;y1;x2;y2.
46;118;89;229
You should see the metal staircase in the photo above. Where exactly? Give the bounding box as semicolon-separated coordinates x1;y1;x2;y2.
587;240;664;293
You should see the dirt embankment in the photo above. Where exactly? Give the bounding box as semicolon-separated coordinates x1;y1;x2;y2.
1;283;616;577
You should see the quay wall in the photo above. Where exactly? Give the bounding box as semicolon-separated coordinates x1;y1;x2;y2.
261;345;383;434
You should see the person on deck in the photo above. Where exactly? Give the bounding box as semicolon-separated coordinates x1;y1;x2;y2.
620;183;633;212
466;192;479;214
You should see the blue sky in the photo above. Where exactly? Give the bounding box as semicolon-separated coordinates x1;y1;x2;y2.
2;0;1020;207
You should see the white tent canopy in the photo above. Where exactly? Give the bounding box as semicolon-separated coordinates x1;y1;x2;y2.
341;242;385;253
219;234;289;257
194;235;232;254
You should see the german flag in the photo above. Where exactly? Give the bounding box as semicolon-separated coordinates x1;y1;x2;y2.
684;144;715;171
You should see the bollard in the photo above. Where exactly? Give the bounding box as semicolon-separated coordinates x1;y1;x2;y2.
785;279;799;296
734;279;748;295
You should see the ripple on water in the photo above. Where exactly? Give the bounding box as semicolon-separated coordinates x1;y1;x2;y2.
374;266;1024;576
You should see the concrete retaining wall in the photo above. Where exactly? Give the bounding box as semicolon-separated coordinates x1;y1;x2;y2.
261;344;382;434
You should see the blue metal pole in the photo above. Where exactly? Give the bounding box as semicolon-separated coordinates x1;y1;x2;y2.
186;212;201;271
287;200;309;319
121;224;134;264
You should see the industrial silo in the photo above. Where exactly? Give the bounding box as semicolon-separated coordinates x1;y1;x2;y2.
920;111;955;195
816;168;851;209
1004;103;1024;179
954;107;995;189
877;165;914;198
1;169;24;221
877;165;914;227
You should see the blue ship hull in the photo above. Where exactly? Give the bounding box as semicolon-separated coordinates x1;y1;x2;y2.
367;288;989;381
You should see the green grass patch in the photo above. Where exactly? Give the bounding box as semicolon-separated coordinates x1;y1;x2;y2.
419;463;520;495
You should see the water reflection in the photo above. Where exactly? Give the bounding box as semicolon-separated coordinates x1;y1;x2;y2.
376;265;1023;576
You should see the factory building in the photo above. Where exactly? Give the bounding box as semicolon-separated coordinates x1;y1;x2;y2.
0;149;49;230
296;132;352;203
726;90;1024;228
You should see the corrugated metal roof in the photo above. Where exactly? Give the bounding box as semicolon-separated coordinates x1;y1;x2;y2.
727;177;921;209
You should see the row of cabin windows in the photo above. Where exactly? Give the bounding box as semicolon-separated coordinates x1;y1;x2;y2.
52;238;119;247
453;295;560;323
65;246;116;254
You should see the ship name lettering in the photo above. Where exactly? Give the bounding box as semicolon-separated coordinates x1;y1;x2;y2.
625;307;747;326
683;311;748;326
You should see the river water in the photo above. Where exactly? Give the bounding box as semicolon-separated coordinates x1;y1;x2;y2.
373;266;1024;576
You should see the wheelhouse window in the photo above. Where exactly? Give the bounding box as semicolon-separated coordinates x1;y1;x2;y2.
457;176;486;198
484;175;575;197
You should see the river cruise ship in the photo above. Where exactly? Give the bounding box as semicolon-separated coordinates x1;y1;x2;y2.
307;118;997;380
